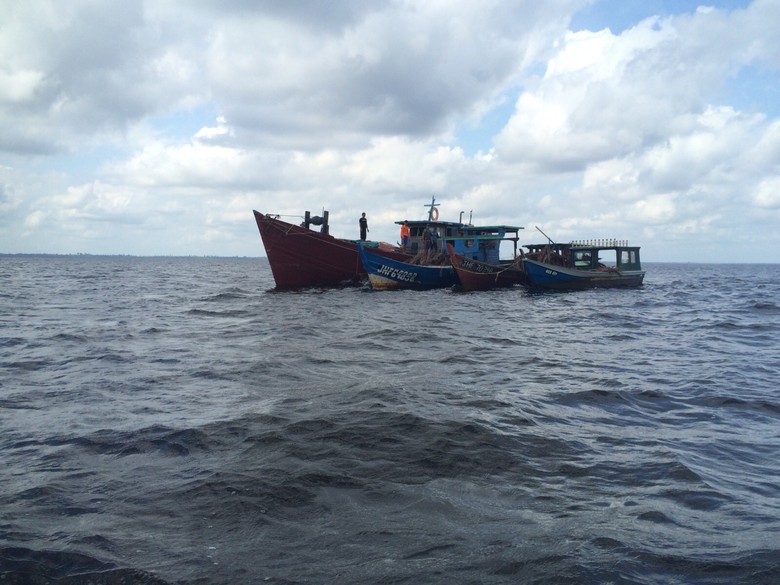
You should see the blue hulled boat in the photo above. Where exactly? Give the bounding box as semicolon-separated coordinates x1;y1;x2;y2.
522;238;645;290
358;245;458;290
360;197;525;290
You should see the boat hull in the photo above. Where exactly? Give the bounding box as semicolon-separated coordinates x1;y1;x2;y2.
522;258;645;290
253;211;407;290
359;245;458;290
448;244;528;291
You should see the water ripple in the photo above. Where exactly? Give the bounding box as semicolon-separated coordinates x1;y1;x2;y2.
1;257;779;584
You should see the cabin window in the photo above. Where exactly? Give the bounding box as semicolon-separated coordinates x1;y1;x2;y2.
620;250;639;269
574;250;593;267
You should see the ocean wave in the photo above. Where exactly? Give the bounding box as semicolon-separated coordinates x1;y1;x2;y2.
3;258;780;584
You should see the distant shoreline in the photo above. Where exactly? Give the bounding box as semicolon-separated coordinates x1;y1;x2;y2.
1;254;778;265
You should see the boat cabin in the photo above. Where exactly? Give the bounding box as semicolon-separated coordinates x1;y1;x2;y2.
391;196;524;263
524;240;642;271
397;219;523;263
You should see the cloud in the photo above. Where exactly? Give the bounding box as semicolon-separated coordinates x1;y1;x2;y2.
754;177;780;209
0;68;45;102
485;1;780;257
0;0;208;154
0;1;779;261
202;1;579;149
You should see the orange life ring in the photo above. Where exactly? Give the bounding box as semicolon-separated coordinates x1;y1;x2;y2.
431;207;439;221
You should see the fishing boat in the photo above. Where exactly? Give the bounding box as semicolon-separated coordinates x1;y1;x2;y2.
521;231;645;290
447;243;528;291
254;197;524;290
360;198;525;290
252;210;408;290
396;198;523;262
358;245;458;290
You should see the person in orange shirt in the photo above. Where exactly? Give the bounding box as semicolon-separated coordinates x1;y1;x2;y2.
400;221;410;251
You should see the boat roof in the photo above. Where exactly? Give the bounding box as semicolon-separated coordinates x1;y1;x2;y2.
449;235;520;242
393;195;523;232
396;219;524;231
524;242;641;251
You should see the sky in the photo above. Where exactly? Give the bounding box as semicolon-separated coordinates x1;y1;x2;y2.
1;0;779;262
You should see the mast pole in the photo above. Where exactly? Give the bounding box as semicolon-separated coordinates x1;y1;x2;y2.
536;226;555;246
424;196;438;221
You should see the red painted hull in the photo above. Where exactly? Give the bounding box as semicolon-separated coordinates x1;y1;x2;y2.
253;211;407;290
448;244;528;291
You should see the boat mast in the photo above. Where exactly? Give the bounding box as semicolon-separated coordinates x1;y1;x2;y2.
424;196;438;221
535;225;555;246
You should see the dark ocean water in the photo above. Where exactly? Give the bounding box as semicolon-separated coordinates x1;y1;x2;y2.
2;255;780;584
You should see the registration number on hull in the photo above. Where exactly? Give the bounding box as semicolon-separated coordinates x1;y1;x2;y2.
377;264;417;283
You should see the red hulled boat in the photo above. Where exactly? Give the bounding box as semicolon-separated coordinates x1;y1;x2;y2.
446;243;528;291
253;210;408;290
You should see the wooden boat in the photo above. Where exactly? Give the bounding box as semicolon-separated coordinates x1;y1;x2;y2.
358;245;458;290
447;243;528;291
359;198;525;290
252;210;407;290
254;197;524;291
394;197;523;264
521;238;645;290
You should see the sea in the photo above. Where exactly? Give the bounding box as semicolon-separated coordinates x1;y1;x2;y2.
2;255;779;585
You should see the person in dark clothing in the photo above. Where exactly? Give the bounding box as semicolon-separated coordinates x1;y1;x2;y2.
423;225;433;255
359;212;369;241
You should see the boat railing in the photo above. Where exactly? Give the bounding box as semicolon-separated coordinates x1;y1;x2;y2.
570;239;629;247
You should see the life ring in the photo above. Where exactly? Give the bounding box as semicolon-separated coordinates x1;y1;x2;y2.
431;207;439;221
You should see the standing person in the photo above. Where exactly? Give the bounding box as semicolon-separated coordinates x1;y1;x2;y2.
400;220;410;251
359;212;369;241
423;225;433;256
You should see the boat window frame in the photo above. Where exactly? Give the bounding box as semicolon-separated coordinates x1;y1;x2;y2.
620;249;640;270
573;250;594;268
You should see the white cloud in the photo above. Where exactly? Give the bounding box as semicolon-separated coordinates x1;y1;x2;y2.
0;68;45;102
24;209;44;228
0;0;779;261
754;177;780;209
486;1;780;260
194;116;233;141
632;194;677;224
202;0;578;148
